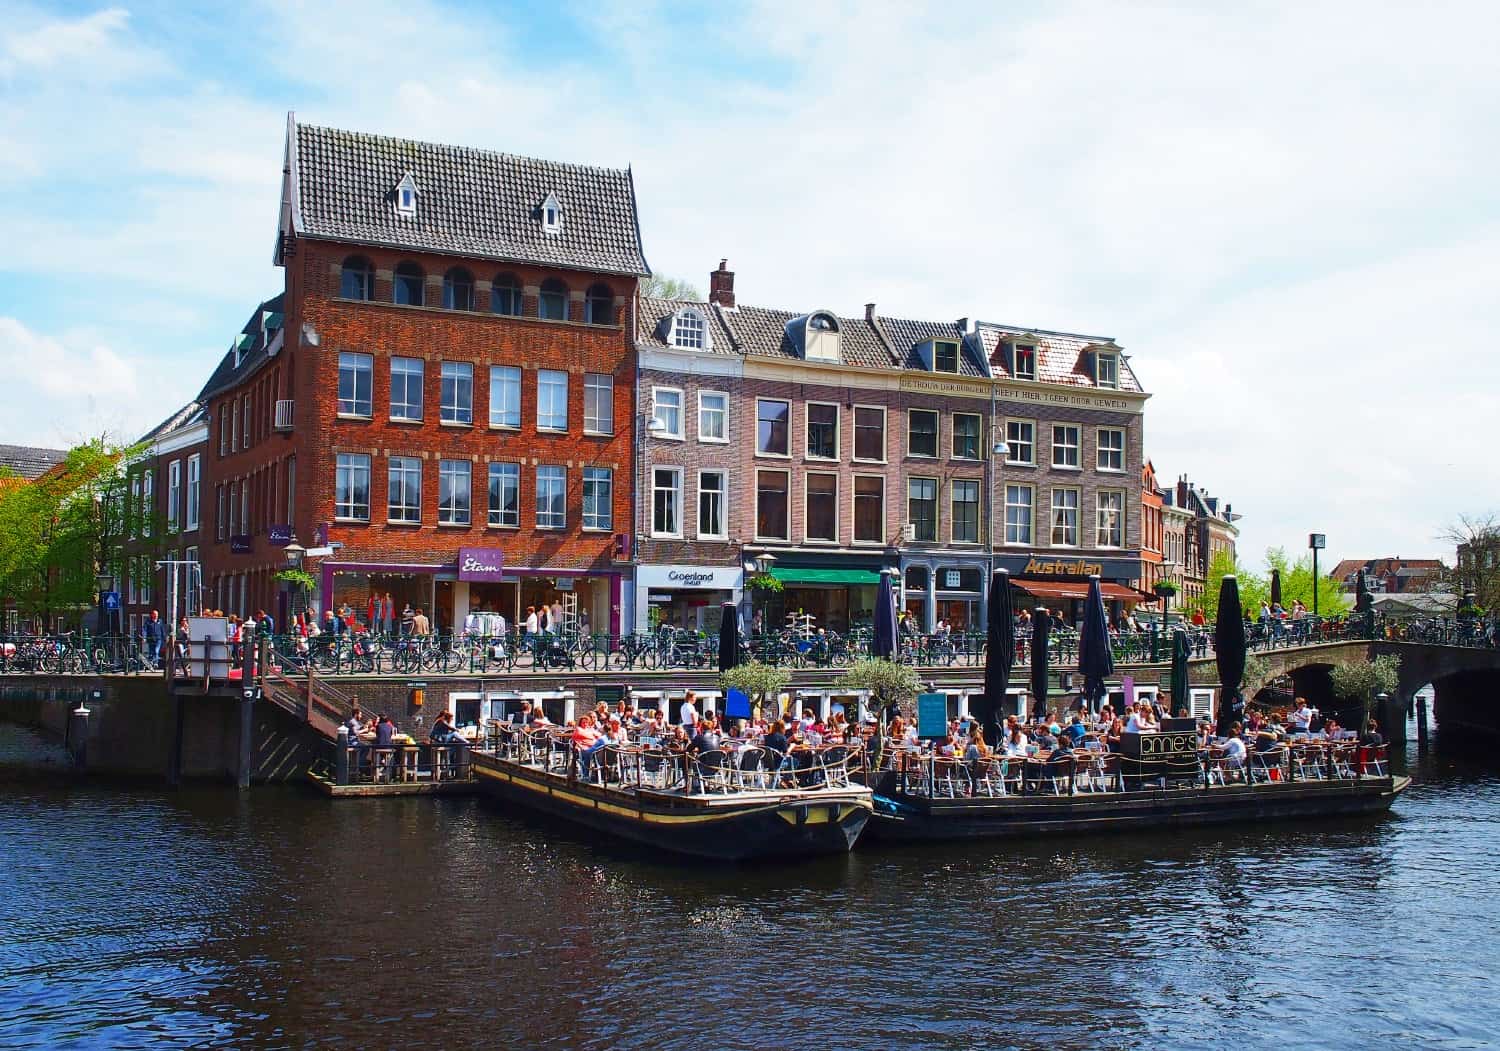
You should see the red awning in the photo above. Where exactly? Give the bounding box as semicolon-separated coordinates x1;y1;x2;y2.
1013;580;1153;603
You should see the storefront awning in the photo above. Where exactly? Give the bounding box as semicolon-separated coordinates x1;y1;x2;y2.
770;567;882;585
1013;580;1152;603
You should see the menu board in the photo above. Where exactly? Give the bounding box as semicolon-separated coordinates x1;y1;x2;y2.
917;693;948;739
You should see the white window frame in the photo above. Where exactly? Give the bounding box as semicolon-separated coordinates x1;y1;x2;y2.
755;397;791;457
1005;419;1036;466
1097;427;1125;473
141;471;154;538
338;352;373;417
697;390;728;444
489;366;521;429
583;373;614;436
1051;487;1080;547
536;369;568;432
1051;424;1081;470
670;308;707;350
388;456;422;524
1013;343;1037;381
804;471;839;544
754;468;791;542
335;453;371;522
1096;353;1119;389
535;465;566;529
652;466;683;538
438;459;472;526
951;412;982;461
582;467;612;531
1004;484;1034;546
186;454;200;531
907;408;940;459
852;404;887;464
390;356;424;422
951;478;980;544
487;462;520;528
804;401;840;461
932;339;960;374
216;484;225;541
652;386;684;440
1097;489;1125;549
852;473;885;546
239;473;249;534
440;361;474;425
129;476;140;539
697;470;727;540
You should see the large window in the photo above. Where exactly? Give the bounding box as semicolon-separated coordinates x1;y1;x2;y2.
227;483;237;538
854;406;886;462
388;456;422;524
582;467;612;530
1052;424;1080;469
698;391;727;442
438;460;471;525
141;471;154;537
1005;485;1033;545
1096;353;1119;389
487;462;519;527
390;356;424;421
698;471;726;539
538;278;567;321
491;273;522;316
806;403;838;460
908;477;937;542
394;262;424;306
489;366;520;429
854;476;884;544
756;399;790;456
1051;487;1079;546
537;369;568;431
1014;343;1036;380
340;255;373;300
443;267;474;311
215;484;225;541
652;387;682;438
652;467;682;537
1097;428;1125;472
805;473;837;542
536;466;565;529
952;479;979;543
335;454;370;521
1005;420;1035;465
167;460;181;532
338;352;372;416
952;413;981;460
440;362;473;424
584;283;613;325
186;454;200;531
755;470;789;540
1097;490;1124;548
583;373;613;435
908;409;939;458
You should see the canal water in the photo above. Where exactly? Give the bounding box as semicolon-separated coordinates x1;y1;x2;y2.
1;718;1495;1050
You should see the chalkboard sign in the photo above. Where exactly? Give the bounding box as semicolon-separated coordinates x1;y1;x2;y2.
917;693;948;739
724;688;751;720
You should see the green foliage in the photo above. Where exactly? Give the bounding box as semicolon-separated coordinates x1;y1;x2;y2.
273;568;317;593
719;661;792;713
746;571;783;593
840;658;922;707
1151;579;1178;595
640;275;703;300
1199;546;1350;622
1330;654;1402;700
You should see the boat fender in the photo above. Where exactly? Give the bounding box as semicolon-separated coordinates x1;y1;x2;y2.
873;794;916;817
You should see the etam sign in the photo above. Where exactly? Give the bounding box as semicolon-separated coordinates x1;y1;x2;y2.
456;547;505;582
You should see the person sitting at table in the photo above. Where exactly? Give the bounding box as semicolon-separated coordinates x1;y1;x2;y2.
1104;717;1125;753
374;713;397;781
345;707;365;739
763;720;790;760
572;715;605;781
429;710;459;744
1219;722;1247;772
516;701;534;726
642;709;665;738
1098;702;1114;725
1360;719;1383;747
689;716;721;756
888;715;908;741
1062;713;1087;746
1003;724;1030;758
1125;703;1150;734
529;705;552;728
1323;716;1342;738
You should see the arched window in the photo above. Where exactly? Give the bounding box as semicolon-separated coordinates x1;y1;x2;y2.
670;308;707;350
340;255;374;300
584;283;613;325
538;278;568;321
443;267;474;311
394;262;425;306
809;313;838;331
491;273;522;316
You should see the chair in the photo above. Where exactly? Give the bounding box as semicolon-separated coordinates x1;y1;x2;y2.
1074;750;1111;792
734;746;773;790
818;745;853;789
1329;744;1358;779
902;753;932;797
548;735;573;775
1292;746;1326;781
995;757;1024;796
693;749;731;794
1249;748;1287;784
1039;754;1074;795
971;756;1006;797
614;746;643;788
1360;744;1389;777
931;756;968;798
1206;753;1245;786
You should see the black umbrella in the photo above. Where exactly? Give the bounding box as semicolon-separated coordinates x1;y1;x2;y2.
1215;575;1247;738
980;569;1014;745
1029;605;1050;722
1270;568;1282;609
1170;626;1191;719
1355;568;1371;611
872;570;897;660
1077;575;1114;715
717;601;740;675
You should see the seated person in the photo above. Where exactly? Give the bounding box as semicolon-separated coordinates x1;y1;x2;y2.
1360;719;1383;747
1002;726;1030;758
1062;714;1088;746
572;716;605;781
1218;723;1248;770
429;711;459;743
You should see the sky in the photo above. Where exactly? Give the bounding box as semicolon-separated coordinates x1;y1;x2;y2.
1;0;1496;569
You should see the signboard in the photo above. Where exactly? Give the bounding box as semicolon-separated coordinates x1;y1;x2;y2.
1309;533;1327;550
456;547;505;582
101;591;120;612
304;546;334;558
943;570;962;588
724;688;752;720
267;524;292;547
556;577;574;591
917;693;948;739
1123;674;1135;709
993;553;1141;580
1120;726;1200;780
185;616;231;680
634;564;743;590
229;535;252;554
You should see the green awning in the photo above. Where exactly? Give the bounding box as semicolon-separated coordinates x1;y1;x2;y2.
770;567;881;585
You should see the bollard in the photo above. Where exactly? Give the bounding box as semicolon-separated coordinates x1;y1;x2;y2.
335;725;351;784
67;702;91;771
1416;694;1429;751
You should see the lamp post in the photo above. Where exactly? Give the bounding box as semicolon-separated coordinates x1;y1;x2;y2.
282;536;307;624
752;552;777;636
1309;533;1326;618
95;570;114;643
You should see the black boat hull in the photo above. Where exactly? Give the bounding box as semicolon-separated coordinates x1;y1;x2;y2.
471;752;871;861
865;775;1410;843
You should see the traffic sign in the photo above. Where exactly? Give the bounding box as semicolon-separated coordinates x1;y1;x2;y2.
102;591;120;611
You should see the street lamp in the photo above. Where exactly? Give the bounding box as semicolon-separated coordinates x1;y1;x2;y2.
95;570;115;640
283;536;306;567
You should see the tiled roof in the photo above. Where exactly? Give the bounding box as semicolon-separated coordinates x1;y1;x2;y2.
979;324;1146;393
137;400;207;446
877;315;988;377
198;293;286;402
635;296;737;356
0;444;67;480
292;120;649;277
714;304;897;370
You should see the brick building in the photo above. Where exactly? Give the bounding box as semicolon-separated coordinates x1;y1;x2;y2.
1159;475;1239;612
198;114;647;635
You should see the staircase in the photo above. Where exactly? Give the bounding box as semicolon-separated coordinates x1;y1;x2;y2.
261;663;358;741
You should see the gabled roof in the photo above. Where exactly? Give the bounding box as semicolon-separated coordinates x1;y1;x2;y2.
137;401;206;446
878;315;988;377
713;304;897;370
287;117;649;277
198;292;286;402
635;296;736;356
0;444;67;480
978;324;1146;393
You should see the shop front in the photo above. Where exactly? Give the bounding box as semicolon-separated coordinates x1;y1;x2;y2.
899;556;990;633
992;552;1149;628
760;554;890;635
632;564;743;634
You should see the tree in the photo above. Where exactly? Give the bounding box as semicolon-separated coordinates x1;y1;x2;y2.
841;658;922;718
1199;547;1348;623
640;274;702;300
1442;514;1500;612
1331;653;1402;732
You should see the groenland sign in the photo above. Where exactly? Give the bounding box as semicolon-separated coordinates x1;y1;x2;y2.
636;565;743;590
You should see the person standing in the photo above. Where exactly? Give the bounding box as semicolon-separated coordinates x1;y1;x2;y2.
141;610;164;668
412;607;430;637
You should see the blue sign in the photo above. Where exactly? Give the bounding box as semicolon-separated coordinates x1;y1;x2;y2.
724;688;751;720
230;535;252;554
917;692;948;739
101;591;119;612
268;524;292;547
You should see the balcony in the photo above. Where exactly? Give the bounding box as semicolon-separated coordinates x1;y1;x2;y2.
273;399;294;431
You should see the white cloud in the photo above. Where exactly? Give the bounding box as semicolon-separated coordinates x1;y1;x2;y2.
0;6;129;73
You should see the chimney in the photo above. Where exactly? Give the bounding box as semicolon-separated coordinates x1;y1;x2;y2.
865;303;877;321
709;259;735;307
1177;478;1189;506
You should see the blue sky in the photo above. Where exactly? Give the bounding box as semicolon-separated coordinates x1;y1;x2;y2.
2;1;1497;568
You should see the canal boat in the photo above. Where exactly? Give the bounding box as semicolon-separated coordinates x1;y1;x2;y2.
469;729;873;862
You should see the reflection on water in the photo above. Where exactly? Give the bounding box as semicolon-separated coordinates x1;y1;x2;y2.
1;721;1496;1050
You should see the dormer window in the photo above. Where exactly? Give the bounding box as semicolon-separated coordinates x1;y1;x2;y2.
541;192;562;234
394;173;418;217
933;340;959;373
669;308;707;350
802;311;841;362
1013;343;1037;380
1096;352;1119;389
